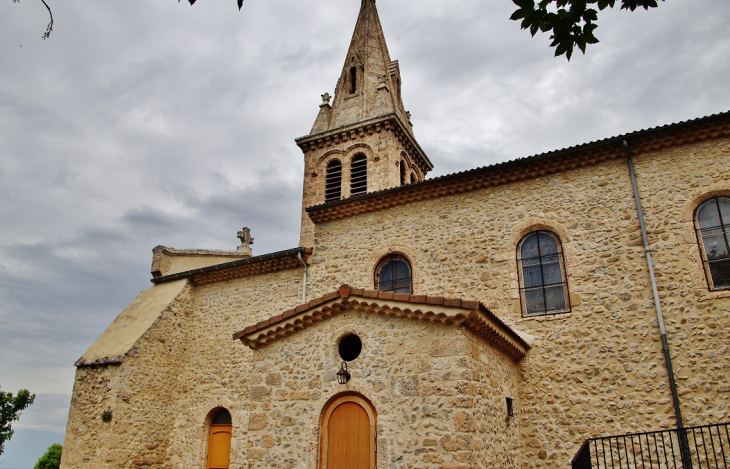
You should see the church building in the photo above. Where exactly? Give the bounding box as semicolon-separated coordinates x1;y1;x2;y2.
61;0;730;467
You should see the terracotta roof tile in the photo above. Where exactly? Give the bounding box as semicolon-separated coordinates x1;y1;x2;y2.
306;112;730;224
377;291;395;300
234;284;530;360
461;300;480;309
443;298;462;307
426;296;444;305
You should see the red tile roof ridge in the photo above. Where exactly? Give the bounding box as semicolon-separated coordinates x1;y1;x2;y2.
233;284;530;353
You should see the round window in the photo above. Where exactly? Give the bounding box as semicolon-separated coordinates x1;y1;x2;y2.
339;334;362;362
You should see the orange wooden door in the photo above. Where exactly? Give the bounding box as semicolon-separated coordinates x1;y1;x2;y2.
320;395;376;469
327;402;370;469
206;424;232;469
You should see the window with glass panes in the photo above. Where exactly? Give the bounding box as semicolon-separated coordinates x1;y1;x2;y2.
518;231;569;316
695;196;730;290
375;255;411;293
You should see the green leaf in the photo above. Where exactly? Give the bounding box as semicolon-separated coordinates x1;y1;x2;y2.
510;8;528;21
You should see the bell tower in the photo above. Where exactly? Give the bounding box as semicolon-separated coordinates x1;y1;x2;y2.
296;0;433;247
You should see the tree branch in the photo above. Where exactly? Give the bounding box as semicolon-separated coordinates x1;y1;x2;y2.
40;0;53;40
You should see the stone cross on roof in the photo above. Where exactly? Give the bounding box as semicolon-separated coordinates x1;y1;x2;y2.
237;227;254;257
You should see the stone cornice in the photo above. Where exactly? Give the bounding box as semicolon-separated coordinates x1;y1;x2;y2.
233;284;530;360
305;111;730;224
295;113;434;175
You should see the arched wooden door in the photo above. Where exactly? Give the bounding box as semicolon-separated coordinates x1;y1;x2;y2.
320;394;376;469
206;409;232;469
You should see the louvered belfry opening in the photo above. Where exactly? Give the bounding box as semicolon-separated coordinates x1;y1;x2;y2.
325;160;342;203
351;154;367;196
400;160;407;186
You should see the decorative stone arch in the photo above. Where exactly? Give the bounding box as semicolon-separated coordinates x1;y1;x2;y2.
319;392;377;469
315;150;346;172
344;144;375;197
410;165;423;184
366;244;423;294
510;218;574;262
399;151;413;186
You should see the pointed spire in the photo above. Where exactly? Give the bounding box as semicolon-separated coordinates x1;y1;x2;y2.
313;0;410;134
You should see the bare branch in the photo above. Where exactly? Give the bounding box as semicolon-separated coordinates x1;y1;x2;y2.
40;0;53;40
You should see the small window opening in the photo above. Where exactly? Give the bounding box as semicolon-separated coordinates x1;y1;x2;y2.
506;398;514;417
349;66;357;94
375;254;412;293
400;161;407;186
410;173;416;184
325;160;342;203
351;154;367;196
339;334;362;362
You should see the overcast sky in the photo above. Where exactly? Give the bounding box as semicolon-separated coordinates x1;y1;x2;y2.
1;0;729;466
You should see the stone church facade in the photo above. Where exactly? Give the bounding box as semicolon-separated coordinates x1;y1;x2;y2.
61;0;730;467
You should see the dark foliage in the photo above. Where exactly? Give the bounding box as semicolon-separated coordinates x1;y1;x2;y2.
510;0;664;59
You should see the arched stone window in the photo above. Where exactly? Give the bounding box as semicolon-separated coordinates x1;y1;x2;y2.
206;408;232;469
351;154;367;196
518;231;569;316
375;254;412;293
325;160;342;203
410;172;416;184
695;196;730;290
400;160;407;186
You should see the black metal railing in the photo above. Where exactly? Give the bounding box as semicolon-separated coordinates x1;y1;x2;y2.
572;423;730;469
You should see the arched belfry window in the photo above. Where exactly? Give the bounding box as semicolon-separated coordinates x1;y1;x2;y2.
351;154;367;196
518;231;570;316
206;408;232;469
695;196;730;290
375;254;412;293
325;160;342;203
400;161;407;186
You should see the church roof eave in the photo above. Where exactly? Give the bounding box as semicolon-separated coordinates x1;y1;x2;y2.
151;247;312;286
304;110;730;224
233;284;530;361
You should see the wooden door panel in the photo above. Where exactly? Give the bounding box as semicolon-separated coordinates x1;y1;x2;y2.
327;402;370;469
207;424;232;469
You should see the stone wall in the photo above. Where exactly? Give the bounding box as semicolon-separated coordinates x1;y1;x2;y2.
62;282;195;468
61;135;730;469
62;268;306;469
304;137;730;467
244;309;520;469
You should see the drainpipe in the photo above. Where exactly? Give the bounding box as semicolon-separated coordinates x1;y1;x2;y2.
297;252;307;304
623;140;691;467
